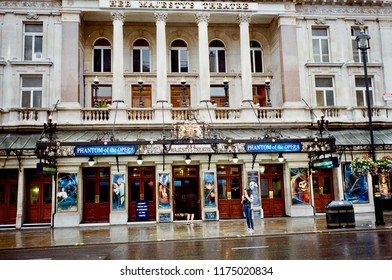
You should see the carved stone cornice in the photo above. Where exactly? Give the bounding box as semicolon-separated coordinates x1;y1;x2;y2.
111;11;125;22
0;1;61;9
297;5;392;15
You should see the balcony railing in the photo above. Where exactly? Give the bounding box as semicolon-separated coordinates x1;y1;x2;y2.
1;106;391;129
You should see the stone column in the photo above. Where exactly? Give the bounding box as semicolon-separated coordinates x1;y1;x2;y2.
154;12;168;103
379;20;392;105
60;12;80;108
278;17;301;106
238;13;253;103
112;11;125;105
15;168;25;229
196;13;211;104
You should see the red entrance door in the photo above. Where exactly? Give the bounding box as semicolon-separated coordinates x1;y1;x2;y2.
128;166;156;221
83;168;110;223
260;165;285;217
0;169;18;224
312;169;334;212
25;170;53;224
217;165;243;219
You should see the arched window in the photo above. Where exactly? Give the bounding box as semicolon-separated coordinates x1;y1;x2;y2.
133;39;151;73
209;40;226;73
93;38;111;72
171;39;188;73
250;40;263;73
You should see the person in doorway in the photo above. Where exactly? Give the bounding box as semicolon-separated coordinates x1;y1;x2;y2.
241;188;254;233
186;188;198;225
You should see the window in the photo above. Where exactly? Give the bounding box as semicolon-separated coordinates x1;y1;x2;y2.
24;23;43;61
171;40;188;73
209;40;226;73
131;84;152;107
93;38;111;72
312;27;330;63
133;39;151;73
170;84;190;107
252;85;266;107
351;27;368;63
315;77;334;106
250;41;263;73
210;85;227;107
21;76;42;108
355;77;373;106
92;85;112;107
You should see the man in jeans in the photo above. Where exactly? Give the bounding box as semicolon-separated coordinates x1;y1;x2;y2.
241;188;254;233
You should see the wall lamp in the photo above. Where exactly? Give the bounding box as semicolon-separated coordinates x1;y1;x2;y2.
88;156;95;166
137;155;143;165
277;153;284;163
185;154;191;164
232;153;239;163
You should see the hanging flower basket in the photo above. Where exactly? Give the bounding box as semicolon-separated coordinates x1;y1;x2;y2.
350;156;377;177
375;155;392;174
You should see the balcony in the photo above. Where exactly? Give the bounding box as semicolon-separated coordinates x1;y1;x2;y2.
1;106;392;131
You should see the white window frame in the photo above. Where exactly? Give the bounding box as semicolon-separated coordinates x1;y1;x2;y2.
23;23;43;61
355;76;373;107
133;47;151;73
20;76;43;108
351;27;369;63
312;27;330;63
171;47;189;73
209;40;226;73
93;39;112;73
315;77;335;107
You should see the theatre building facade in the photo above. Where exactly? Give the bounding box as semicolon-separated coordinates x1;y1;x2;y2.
0;0;392;228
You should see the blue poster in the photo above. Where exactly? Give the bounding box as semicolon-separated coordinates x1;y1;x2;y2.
57;173;78;212
247;171;260;206
343;163;369;203
112;173;125;209
203;172;216;207
158;173;170;209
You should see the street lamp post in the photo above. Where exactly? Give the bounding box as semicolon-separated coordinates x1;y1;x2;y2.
138;78;144;108
317;113;328;138
93;76;99;108
356;27;385;225
223;77;229;107
181;78;187;107
265;77;272;107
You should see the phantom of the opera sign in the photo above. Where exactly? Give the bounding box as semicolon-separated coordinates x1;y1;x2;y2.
101;0;258;11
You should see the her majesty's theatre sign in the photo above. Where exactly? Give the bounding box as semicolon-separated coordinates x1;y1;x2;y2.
102;0;258;10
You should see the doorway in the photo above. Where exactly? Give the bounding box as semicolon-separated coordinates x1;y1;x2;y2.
312;169;334;212
260;165;285;217
217;165;243;219
82;167;110;223
0;169;18;224
173;165;199;220
128;166;156;221
25;169;53;224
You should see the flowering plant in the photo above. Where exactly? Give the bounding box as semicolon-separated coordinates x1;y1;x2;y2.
350;156;377;177
375;155;392;174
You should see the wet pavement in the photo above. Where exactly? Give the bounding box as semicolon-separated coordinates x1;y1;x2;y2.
0;213;391;250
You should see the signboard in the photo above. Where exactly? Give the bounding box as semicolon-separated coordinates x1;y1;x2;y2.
159;213;171;222
245;142;302;153
312;157;339;170
136;200;148;220
74;145;136;156
37;162;56;175
166;144;215;154
383;93;392;101
204;211;217;220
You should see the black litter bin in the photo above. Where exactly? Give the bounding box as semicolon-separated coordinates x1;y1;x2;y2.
325;200;355;228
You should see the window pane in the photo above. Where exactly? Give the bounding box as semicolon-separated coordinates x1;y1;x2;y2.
142;50;150;72
312;39;320;62
99;181;109;203
272;178;282;198
316;90;324;106
180;49;188;72
312;28;327;36
86;182;95;203
93;49;102;72
254;50;263;72
321;40;329;62
144;179;153;201
231;178;240;199
103;49;111;72
218;179;227;199
0;184;4;204
25;24;43;33
131;181;140;201
325;90;334;106
24;36;33;60
356;90;365;106
44;183;52;204
35;36;43;53
171;49;179;72
315;78;332;87
32;91;42;108
209;50;216;72
22;91;30;107
22;76;42;87
133;49;141;72
218;50;226;72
